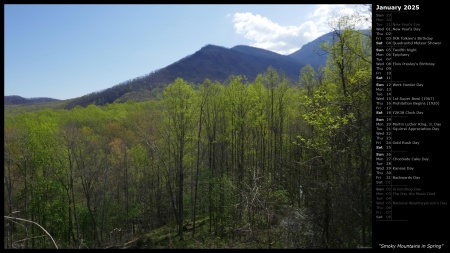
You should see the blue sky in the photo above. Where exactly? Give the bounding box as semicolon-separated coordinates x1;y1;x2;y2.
4;4;371;100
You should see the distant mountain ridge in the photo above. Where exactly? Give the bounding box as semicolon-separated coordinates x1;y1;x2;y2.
288;32;332;67
4;95;60;105
6;30;367;108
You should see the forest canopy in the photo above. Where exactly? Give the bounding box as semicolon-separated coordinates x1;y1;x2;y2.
4;21;372;249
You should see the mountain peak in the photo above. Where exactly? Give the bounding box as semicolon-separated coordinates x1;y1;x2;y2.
199;44;228;51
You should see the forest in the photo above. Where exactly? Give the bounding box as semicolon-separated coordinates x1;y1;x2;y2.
4;21;372;249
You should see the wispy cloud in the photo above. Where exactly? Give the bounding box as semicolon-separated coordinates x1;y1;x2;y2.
231;5;371;55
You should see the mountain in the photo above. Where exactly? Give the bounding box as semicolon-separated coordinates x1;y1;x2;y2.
4;95;60;105
63;44;310;109
151;44;305;84
288;32;332;69
7;31;351;108
63;31;351;109
288;29;371;69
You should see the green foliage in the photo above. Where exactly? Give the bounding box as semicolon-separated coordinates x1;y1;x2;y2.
4;20;371;248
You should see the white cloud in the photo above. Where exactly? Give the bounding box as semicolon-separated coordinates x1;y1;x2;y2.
323;4;372;30
231;5;371;55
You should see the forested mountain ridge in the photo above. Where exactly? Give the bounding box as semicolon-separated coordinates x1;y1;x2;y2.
62;44;309;109
61;31;341;109
5;30;370;109
288;32;333;68
288;29;371;66
4;95;60;105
